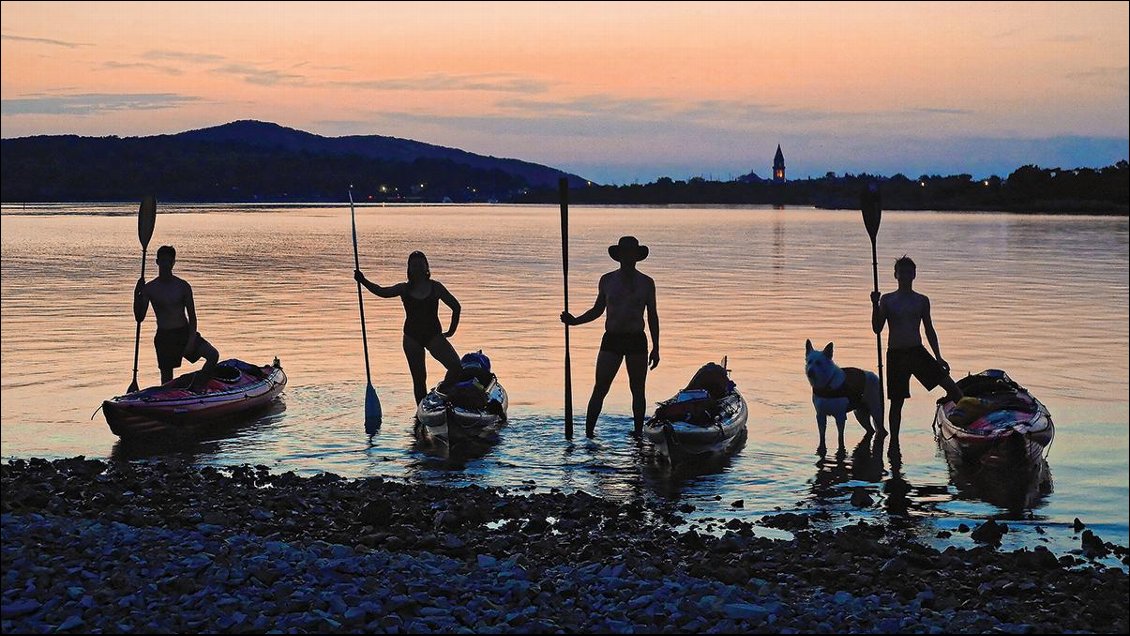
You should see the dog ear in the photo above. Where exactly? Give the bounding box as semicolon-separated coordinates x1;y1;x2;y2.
823;342;834;359
805;339;813;353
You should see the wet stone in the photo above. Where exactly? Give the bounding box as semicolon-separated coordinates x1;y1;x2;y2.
1;458;1126;635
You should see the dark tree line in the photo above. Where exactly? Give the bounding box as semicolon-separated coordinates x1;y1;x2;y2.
518;162;1128;215
2;129;1125;214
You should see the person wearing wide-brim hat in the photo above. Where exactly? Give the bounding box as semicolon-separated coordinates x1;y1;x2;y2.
561;235;660;437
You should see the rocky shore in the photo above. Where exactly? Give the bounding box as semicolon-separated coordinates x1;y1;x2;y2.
3;457;1128;633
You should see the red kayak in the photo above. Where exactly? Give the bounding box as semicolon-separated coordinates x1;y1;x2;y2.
102;358;286;439
934;369;1053;466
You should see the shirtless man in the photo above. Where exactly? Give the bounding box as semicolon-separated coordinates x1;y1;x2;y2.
561;236;660;437
871;255;962;439
134;245;219;385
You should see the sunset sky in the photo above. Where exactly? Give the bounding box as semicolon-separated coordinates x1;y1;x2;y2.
2;1;1127;184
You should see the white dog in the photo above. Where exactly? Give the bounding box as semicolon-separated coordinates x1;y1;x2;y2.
805;339;885;453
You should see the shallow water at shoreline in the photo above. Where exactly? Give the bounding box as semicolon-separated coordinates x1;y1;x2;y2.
2;203;1127;556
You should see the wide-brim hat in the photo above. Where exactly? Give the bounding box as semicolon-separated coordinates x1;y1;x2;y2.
609;236;648;262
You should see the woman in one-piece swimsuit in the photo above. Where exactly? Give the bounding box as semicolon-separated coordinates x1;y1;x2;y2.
355;251;462;404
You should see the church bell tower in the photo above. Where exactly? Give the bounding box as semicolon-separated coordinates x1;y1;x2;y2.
773;144;786;184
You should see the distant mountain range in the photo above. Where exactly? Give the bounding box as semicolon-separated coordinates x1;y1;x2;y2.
0;120;589;202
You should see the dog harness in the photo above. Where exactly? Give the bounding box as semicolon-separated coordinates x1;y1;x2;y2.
812;367;867;411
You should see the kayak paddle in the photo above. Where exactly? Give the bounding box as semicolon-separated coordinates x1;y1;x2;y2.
350;186;382;433
861;182;885;402
560;177;574;439
128;195;157;393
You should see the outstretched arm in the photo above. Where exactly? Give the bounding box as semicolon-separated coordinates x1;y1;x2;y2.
437;282;461;337
354;270;405;298
647;279;660;369
871;291;885;334
922;297;949;372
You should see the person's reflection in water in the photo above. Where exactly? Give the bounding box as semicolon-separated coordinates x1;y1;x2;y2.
883;438;912;516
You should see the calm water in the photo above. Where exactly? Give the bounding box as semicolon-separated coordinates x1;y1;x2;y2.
2;204;1127;556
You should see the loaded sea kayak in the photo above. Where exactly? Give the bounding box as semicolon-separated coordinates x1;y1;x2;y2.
934;369;1053;466
643;359;748;462
102;358;286;439
416;351;508;444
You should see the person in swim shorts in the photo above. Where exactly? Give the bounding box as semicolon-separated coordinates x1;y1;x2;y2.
562;236;660;438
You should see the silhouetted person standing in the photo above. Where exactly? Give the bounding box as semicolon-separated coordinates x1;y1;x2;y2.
134;245;219;386
355;251;461;405
871;255;962;441
562;236;660;437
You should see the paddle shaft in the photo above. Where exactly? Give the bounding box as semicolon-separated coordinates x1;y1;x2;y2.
349;190;374;386
129;249;147;391
560;178;574;439
870;237;884;401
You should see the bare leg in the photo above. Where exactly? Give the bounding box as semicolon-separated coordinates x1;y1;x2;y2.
624;352;648;436
889;397;905;440
200;346;219;373
425;335;462;387
403;335;429;405
194;346;220;391
586;351;623;438
188;337;220;391
939;375;963;403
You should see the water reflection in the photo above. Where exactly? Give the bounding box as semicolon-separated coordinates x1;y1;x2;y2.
640;429;748;499
408;418;499;469
2;206;1126;555
810;432;886;503
110;398;288;462
883;438;912;516
939;438;1054;517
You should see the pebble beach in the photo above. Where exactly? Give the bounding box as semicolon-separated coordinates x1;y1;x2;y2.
3;457;1127;633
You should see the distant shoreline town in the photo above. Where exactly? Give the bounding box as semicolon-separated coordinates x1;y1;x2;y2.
2;121;1126;215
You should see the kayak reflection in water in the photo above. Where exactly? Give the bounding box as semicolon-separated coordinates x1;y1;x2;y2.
561;236;661;438
133;245;219;387
355;251;462;405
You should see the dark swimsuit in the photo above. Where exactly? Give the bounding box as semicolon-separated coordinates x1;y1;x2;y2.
154;326;213;370
402;283;442;347
599;331;649;356
886;345;945;400
154;326;192;370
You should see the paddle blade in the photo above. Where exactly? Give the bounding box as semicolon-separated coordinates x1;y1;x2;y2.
861;182;881;240
127;378;139;394
138;195;157;248
364;383;382;434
